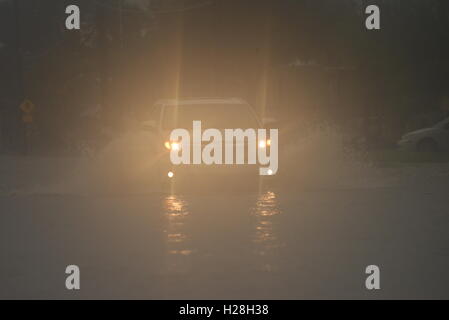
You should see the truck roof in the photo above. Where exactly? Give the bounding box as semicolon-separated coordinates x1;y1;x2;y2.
154;97;248;106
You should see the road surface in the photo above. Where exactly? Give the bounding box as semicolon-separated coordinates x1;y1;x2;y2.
1;154;449;299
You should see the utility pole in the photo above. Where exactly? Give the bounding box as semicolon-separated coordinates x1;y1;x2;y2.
119;0;124;49
12;0;27;153
12;0;24;100
95;2;110;120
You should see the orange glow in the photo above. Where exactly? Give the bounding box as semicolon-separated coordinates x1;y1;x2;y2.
164;141;172;150
165;141;181;151
259;140;271;148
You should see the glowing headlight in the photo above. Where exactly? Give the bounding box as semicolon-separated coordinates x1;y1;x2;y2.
258;140;271;148
164;141;181;150
171;142;180;151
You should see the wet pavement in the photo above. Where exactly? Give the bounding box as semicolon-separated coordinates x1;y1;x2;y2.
1;181;449;299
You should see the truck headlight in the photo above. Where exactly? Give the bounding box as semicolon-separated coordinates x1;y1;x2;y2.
164;141;181;150
258;139;271;148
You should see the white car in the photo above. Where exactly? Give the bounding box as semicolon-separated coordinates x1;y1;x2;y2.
398;117;449;152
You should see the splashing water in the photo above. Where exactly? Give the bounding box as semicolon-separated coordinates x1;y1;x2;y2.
27;130;162;195
279;125;384;190
9;125;394;196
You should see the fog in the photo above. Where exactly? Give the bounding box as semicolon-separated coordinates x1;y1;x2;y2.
2;0;449;300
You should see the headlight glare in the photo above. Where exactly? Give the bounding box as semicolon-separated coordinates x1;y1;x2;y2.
164;141;181;150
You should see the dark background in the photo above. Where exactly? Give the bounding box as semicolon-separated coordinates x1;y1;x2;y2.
1;0;449;153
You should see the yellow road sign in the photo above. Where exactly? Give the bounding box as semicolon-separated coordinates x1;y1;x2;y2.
20;99;35;113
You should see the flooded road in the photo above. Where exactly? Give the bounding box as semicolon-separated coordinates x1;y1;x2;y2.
1;180;449;299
